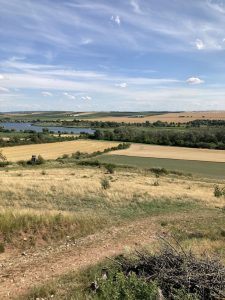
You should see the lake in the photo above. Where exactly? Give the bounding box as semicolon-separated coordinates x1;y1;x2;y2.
0;122;95;134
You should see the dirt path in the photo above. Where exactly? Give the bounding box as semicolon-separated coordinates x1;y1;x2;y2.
0;217;161;299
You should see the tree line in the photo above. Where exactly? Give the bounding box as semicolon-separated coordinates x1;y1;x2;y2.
90;127;225;149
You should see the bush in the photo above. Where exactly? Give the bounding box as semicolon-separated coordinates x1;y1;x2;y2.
105;163;116;174
0;161;10;167
94;271;159;300
17;160;27;167
101;178;110;190
78;160;101;167
150;167;168;176
214;185;225;198
114;246;225;299
0;243;5;253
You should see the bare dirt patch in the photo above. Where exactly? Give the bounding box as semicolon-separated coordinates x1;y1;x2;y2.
0;217;158;299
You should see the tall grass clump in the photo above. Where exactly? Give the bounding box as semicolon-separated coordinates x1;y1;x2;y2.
0;211;108;244
101;178;110;190
214;185;225;198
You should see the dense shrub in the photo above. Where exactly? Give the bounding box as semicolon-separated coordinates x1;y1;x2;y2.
94;271;159;300
214;185;225;198
91;127;225;150
105;164;116;174
101;178;110;190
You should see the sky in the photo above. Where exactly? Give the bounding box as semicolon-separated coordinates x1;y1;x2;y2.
1;0;225;112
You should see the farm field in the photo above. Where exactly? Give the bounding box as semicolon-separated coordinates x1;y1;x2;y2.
108;143;225;162
0;165;224;298
79;111;225;123
0;140;119;162
98;154;225;179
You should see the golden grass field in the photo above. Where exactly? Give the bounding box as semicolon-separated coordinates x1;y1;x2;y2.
81;111;225;123
0;140;119;162
109;143;225;162
0;166;223;211
0;163;224;298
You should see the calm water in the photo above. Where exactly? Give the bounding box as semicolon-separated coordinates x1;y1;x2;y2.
0;122;95;134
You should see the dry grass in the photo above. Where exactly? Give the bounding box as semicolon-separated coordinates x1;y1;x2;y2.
0;167;224;210
0;140;119;162
109;143;225;162
81;111;225;123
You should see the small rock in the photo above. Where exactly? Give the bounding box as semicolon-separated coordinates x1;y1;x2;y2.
21;252;27;256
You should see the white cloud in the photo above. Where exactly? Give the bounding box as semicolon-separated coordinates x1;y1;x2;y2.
80;38;93;45
0;87;9;93
63;92;76;100
111;15;121;25
80;96;92;101
42;91;53;97
186;77;205;85
115;82;127;88
0;74;4;80
130;0;142;14
195;39;205;50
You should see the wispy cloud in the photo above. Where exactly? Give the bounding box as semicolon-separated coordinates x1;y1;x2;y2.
186;77;205;85
111;15;121;25
81;96;92;101
195;39;205;50
115;82;127;88
42;91;53;96
0;1;225;111
0;87;9;93
63;92;76;100
130;0;142;14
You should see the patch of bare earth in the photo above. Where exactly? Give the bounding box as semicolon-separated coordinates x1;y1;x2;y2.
0;217;161;299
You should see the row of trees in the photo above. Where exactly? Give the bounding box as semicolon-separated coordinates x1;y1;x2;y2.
0;133;77;148
91;127;225;149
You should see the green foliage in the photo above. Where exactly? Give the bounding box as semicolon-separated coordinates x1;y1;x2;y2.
17;160;28;167
0;161;10;167
0;243;5;253
94;271;158;300
214;185;225;198
101;178;110;190
105;163;116;174
78;160;101;167
150;167;168;176
92;126;225;150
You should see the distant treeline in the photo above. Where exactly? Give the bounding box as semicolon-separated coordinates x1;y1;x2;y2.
61;118;225;129
2;118;225;129
90;127;225;149
62;119;180;128
0;133;77;148
186;119;225;127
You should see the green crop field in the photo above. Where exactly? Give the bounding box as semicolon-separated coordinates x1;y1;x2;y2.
98;154;225;179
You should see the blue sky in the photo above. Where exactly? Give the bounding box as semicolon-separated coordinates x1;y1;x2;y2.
1;0;225;111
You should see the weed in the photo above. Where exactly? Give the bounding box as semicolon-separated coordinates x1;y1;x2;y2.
101;178;110;190
153;180;159;186
0;243;5;253
104;163;116;174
